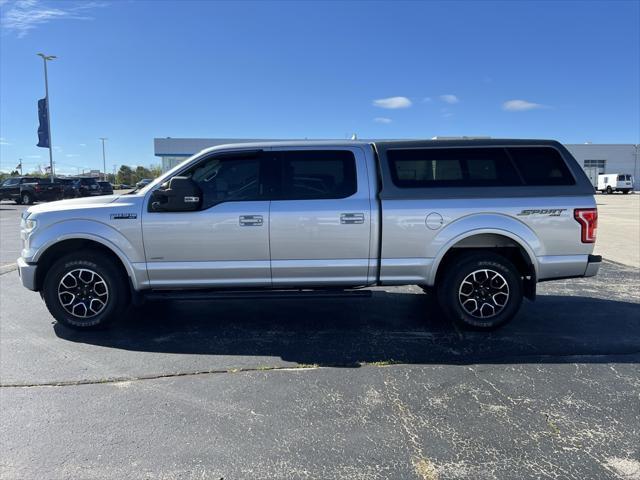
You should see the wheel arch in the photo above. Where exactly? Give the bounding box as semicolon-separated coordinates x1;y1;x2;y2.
34;236;135;292
428;221;540;300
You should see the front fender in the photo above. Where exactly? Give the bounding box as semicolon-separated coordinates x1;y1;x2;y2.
26;219;147;289
427;213;541;285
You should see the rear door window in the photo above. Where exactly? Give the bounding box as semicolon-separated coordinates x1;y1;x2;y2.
274;150;357;200
387;147;521;188
507;147;575;186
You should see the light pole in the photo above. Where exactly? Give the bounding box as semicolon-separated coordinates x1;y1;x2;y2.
37;53;56;182
99;137;108;181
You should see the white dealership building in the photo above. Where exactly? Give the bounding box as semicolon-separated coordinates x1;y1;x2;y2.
154;137;639;183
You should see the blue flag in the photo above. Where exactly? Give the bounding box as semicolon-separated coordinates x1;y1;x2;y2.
37;98;50;148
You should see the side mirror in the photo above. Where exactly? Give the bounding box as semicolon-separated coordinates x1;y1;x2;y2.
151;176;202;212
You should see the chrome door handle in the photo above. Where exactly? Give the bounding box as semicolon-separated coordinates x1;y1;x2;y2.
340;213;365;224
239;215;263;226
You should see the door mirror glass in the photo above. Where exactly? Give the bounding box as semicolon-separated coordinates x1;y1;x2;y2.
150;176;202;212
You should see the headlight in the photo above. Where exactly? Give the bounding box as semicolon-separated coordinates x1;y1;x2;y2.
20;217;37;232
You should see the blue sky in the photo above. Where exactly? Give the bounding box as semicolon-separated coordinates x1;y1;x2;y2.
1;0;639;175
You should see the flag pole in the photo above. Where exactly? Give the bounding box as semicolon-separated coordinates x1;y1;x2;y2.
37;53;56;182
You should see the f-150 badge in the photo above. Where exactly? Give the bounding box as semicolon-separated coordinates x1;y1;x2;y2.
110;213;137;220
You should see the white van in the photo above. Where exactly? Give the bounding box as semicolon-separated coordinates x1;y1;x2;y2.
597;174;634;194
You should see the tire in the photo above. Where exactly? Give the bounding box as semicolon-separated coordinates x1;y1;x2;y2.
21;192;33;205
437;252;523;330
42;251;130;329
622;189;630;194
15;198;22;205
606;186;613;194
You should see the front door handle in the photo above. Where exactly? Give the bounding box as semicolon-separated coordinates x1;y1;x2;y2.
239;215;263;226
340;213;365;224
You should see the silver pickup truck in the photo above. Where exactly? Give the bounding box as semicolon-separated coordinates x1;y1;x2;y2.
17;139;601;330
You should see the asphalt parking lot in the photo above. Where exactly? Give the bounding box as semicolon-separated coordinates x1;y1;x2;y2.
1;196;639;479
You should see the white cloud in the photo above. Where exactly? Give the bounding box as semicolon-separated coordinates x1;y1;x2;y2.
439;94;459;104
65;153;80;158
0;137;10;145
1;0;106;38
502;99;547;111
372;96;412;109
373;117;392;124
79;143;87;147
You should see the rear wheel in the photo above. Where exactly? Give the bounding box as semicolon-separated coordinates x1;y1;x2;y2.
622;189;630;194
437;252;523;330
42;251;130;329
21;192;33;205
606;186;613;194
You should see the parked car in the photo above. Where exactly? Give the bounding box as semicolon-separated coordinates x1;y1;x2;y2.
73;177;102;197
54;178;80;199
136;178;152;188
115;184;131;190
597;173;634;194
97;181;114;195
17;139;601;330
0;176;64;205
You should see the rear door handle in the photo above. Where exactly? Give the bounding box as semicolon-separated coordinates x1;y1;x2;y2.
340;213;365;224
239;215;263;226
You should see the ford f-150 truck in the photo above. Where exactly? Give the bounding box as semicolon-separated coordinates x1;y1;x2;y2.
17;139;601;330
1;176;64;205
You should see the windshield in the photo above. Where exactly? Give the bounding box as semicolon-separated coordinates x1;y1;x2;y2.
134;150;219;195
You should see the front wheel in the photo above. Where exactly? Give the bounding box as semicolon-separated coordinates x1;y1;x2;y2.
606;186;613;194
437;252;523;330
42;251;130;329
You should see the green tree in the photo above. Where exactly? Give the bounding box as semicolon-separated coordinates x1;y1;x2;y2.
116;165;133;185
114;164;160;185
133;166;152;184
149;164;162;178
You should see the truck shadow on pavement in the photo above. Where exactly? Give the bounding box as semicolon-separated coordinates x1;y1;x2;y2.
54;291;640;366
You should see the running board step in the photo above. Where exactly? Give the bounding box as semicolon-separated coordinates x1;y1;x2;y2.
144;289;373;301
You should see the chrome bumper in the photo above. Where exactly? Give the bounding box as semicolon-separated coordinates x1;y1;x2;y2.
17;257;37;291
584;254;602;277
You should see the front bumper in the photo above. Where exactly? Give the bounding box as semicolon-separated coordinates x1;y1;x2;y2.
584;254;602;277
17;257;37;291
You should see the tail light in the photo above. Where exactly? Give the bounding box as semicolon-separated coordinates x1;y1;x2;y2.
574;208;598;243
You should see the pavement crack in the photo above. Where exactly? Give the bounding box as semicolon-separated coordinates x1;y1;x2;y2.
0;364;323;388
0;264;18;275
